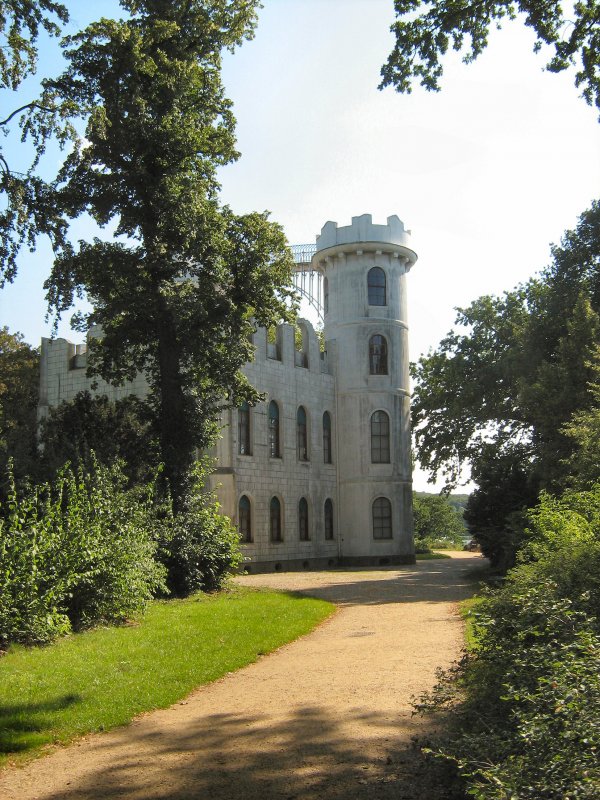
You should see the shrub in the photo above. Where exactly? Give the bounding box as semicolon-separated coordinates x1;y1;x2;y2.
0;460;165;646
417;485;600;799
154;462;242;597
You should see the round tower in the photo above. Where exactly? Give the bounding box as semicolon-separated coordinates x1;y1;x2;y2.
314;214;417;564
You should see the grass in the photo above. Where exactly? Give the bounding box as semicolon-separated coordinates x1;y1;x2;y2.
416;551;451;560
0;586;334;767
459;595;485;651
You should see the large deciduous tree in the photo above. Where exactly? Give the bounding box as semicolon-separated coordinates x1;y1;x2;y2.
0;1;75;284
412;201;600;561
0;326;39;483
380;0;600;117
46;0;295;508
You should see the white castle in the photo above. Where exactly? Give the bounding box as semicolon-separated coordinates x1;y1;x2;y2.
39;214;418;572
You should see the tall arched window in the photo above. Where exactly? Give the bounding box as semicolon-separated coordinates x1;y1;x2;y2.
298;497;310;541
270;497;283;542
372;497;392;539
324;499;334;540
238;495;252;543
368;267;386;306
322;411;332;464
369;335;388;375
297;406;308;461
371;410;390;463
323;276;329;314
269;401;280;458
238;402;251;455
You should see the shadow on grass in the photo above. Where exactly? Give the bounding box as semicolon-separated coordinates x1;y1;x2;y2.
0;694;81;755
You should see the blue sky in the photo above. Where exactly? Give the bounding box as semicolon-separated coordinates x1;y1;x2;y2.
1;0;599;488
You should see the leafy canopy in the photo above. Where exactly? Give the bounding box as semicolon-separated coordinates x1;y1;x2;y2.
45;0;295;506
0;1;75;284
381;0;600;117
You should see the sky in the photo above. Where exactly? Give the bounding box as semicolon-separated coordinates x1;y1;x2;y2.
1;0;599;490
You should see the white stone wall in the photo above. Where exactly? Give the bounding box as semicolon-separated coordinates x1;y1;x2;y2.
38;213;418;569
225;320;338;570
316;214;417;563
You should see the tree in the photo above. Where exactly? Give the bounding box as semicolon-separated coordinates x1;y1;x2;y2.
0;1;75;284
411;202;600;559
45;0;295;508
0;326;39;483
380;0;600;117
39;391;158;484
412;492;466;551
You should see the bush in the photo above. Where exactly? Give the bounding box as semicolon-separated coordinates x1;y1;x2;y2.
417;485;600;799
0;460;165;646
154;462;242;597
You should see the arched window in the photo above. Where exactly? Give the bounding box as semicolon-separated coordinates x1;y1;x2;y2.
298;497;310;541
270;496;283;542
322;411;332;463
367;267;386;306
371;410;390;463
269;401;280;458
297;406;308;461
323;277;329;314
373;497;392;539
369;335;388;375
238;495;252;543
324;499;334;540
238;402;251;455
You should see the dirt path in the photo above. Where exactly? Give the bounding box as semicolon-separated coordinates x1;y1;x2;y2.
1;552;485;800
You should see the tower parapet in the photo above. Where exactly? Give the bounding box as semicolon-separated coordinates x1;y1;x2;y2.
314;214;417;266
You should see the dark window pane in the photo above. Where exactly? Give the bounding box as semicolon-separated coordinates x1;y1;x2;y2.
323;411;332;463
269;401;280;458
299;497;310;541
369;335;388;375
368;267;386;306
324;499;334;540
371;410;390;463
238;402;251;455
239;495;252;543
373;497;392;539
270;496;283;542
297;406;308;461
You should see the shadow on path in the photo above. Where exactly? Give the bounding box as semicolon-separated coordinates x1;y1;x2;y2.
37;705;455;800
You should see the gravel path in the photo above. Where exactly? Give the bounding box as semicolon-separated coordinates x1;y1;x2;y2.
1;552;485;800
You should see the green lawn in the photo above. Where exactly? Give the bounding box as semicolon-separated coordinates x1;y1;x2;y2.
0;587;334;767
459;595;484;651
415;551;451;560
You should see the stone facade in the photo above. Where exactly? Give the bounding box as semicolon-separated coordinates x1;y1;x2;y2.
38;214;418;571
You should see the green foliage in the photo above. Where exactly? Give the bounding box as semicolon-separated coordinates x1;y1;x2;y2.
154;462;242;596
45;0;295;507
0;459;165;646
380;0;600;117
412;492;465;552
0;327;39;485
411;201;600;567
0;587;334;765
0;2;76;284
419;486;600;799
39;390;159;485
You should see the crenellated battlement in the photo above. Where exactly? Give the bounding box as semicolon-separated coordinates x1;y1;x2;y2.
315;214;416;266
